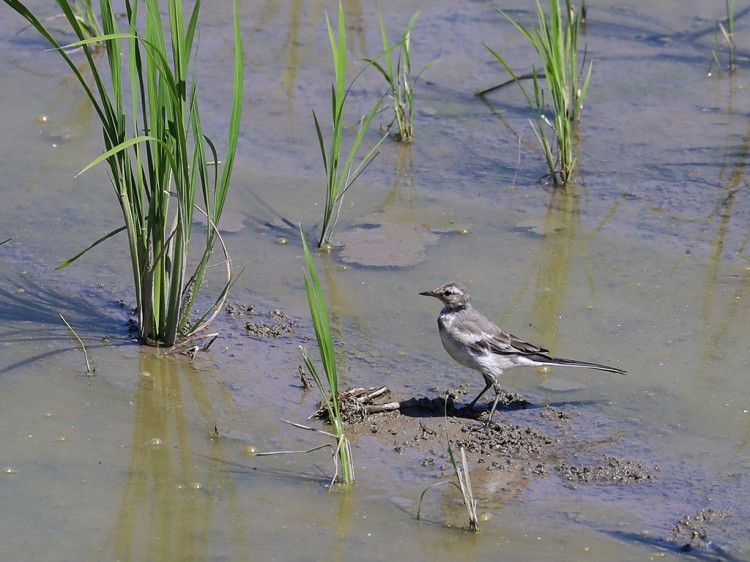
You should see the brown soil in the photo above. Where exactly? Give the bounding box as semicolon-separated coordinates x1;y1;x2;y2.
309;382;659;504
220;301;716;554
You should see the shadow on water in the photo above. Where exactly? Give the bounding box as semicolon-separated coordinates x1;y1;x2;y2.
605;530;745;562
0;266;130;374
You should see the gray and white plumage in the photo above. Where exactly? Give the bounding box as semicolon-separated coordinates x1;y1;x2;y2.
420;282;625;426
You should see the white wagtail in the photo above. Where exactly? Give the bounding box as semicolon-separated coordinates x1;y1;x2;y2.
420;282;625;427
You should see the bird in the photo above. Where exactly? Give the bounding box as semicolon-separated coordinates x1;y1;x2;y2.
419;282;625;427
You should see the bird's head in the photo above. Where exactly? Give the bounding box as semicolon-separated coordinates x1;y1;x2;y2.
419;282;471;310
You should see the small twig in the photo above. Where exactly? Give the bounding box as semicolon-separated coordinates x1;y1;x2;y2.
280;419;342;487
456;447;479;531
250;443;333;457
309;385;391;420
363;402;402;414
298;365;311;390
510;136;522;190
162;333;219;356
281;419;337;439
59;313;94;374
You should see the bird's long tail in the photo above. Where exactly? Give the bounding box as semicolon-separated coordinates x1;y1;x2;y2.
529;354;626;375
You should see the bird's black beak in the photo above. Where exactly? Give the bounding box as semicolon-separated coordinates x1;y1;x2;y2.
419;289;437;297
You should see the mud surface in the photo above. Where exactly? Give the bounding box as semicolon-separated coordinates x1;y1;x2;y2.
222;299;735;556
226;302;298;338
669;508;734;553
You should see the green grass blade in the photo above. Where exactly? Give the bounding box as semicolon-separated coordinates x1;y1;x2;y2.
55;226;127;270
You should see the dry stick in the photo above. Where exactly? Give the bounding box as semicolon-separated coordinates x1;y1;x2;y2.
183;207;234;338
363;402;401;414
456;447;479;530
298;365;311;390
309;386;391;419
162;333;219;356
510;136;522;190
280;419;346;484
58;313;93;374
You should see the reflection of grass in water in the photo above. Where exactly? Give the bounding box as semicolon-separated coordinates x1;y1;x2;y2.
5;0;244;347
113;354;248;560
481;0;591;186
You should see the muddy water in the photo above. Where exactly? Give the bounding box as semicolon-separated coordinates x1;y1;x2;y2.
2;0;750;560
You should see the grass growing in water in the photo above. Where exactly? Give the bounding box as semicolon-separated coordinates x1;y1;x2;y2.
314;1;387;248
709;0;737;75
365;7;438;142
299;228;354;485
482;0;591;185
5;0;244;346
417;396;479;531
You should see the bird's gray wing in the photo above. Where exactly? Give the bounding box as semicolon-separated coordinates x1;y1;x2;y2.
459;309;550;356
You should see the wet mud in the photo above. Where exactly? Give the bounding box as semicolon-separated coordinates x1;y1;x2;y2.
221;298;732;554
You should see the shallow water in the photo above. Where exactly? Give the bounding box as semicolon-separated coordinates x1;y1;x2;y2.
2;0;750;560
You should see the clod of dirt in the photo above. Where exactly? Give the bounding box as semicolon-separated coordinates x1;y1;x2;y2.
670;508;733;552
540;404;572;421
556;455;658;486
225;302;254;317
243;309;296;338
456;421;555;460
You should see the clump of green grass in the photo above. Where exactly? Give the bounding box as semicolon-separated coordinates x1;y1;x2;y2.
481;0;591;186
5;0;244;346
314;1;387;248
709;0;737;76
299;228;354;485
365;7;438;143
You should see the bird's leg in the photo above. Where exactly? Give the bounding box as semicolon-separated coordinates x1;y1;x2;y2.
483;381;504;429
467;373;495;411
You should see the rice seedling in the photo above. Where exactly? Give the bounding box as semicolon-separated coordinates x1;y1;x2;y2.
416;396;479;531
364;7;438;142
299;228;354;485
481;0;591;186
4;0;244;346
70;0;102;40
314;1;387;248
709;0;737;76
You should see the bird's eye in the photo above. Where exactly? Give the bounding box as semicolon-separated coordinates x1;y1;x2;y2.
443;290;451;297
